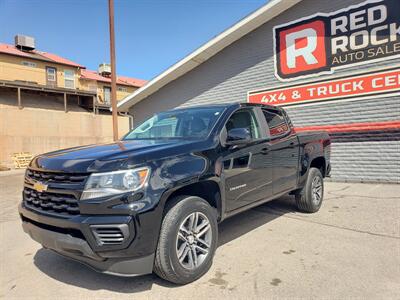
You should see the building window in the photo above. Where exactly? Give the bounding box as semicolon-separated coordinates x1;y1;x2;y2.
64;70;75;89
46;67;56;82
104;86;111;105
117;86;127;92
22;61;36;68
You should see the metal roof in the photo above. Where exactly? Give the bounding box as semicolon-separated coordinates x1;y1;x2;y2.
0;43;85;68
80;69;147;88
117;0;302;111
0;43;147;87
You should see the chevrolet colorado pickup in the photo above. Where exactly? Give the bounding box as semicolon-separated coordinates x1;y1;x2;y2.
19;103;330;284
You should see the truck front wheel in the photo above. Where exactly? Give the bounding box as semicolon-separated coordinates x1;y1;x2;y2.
295;167;324;213
154;196;218;284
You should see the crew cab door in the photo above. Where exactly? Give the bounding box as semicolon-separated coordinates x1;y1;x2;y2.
261;108;299;195
222;107;273;212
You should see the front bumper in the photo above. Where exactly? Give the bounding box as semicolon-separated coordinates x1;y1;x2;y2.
19;203;157;276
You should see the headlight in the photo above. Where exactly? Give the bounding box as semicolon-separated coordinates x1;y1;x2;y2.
81;167;150;200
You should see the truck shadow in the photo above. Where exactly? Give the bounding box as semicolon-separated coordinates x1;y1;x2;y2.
217;195;295;247
33;195;297;293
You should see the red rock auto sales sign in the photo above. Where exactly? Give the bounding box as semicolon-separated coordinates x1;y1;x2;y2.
248;68;400;106
274;0;400;81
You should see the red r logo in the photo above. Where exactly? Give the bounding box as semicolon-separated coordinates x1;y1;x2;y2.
276;20;327;79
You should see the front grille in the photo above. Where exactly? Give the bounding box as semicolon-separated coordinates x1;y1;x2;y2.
91;225;129;245
26;169;88;184
23;187;80;216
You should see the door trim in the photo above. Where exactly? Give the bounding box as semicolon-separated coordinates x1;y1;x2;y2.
223;188;292;220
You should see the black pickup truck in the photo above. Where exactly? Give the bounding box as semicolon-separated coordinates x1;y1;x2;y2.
19;103;330;284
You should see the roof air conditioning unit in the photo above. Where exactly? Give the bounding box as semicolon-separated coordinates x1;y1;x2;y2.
15;34;35;51
99;63;111;77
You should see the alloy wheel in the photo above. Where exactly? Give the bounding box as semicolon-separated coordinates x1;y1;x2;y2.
176;212;212;270
311;176;323;205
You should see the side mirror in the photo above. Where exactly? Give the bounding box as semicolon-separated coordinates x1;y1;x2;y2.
226;128;251;145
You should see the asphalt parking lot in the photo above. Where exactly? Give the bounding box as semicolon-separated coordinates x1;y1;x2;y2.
1;170;399;299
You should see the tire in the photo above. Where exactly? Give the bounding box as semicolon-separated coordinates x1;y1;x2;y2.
154;196;218;285
295;167;324;213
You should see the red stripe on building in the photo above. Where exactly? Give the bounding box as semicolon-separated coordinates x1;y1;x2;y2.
294;121;400;134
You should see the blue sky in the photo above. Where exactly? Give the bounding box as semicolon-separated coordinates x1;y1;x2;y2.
0;0;267;80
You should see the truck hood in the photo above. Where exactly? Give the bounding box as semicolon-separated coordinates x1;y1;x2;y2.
30;139;207;173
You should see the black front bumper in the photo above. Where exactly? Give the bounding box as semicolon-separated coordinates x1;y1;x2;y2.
19;204;155;276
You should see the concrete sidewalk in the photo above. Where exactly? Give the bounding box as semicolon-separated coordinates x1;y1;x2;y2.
0;172;399;299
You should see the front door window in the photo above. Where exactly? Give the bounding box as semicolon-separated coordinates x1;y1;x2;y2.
226;109;261;139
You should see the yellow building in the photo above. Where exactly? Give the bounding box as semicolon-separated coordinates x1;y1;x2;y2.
80;68;143;111
0;35;146;168
0;35;146;112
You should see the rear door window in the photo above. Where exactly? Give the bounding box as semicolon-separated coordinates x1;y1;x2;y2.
262;109;290;138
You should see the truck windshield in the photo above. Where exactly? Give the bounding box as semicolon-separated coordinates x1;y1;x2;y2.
123;107;224;140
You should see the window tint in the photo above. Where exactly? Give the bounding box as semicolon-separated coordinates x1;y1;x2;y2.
262;109;289;137
226;109;260;139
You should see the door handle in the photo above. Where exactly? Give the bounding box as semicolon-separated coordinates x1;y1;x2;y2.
260;147;270;155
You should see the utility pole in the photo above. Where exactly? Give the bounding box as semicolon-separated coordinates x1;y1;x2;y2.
108;0;118;141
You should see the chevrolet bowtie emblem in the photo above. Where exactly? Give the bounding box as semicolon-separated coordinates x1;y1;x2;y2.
33;181;48;193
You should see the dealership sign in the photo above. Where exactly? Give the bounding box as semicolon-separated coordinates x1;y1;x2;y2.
248;68;400;106
274;0;400;81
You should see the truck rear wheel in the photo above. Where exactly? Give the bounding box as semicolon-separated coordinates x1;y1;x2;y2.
154;196;218;284
295;167;324;213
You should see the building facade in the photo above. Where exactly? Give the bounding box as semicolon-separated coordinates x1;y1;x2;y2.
0;36;146;168
79;69;141;110
119;0;400;183
0;39;146;112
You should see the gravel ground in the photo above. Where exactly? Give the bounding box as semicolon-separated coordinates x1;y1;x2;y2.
1;170;399;299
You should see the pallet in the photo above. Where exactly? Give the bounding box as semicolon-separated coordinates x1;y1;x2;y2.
0;164;10;171
12;152;33;169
